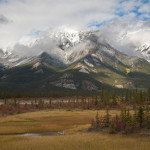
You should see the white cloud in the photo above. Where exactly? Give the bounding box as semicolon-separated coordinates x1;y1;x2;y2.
0;0;150;54
98;16;150;60
138;2;150;13
0;0;120;50
0;14;11;24
118;0;141;13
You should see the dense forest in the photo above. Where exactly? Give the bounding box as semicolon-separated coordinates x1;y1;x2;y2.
90;106;150;134
0;87;150;115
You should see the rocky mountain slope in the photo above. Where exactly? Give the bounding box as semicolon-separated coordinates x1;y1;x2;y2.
0;28;150;93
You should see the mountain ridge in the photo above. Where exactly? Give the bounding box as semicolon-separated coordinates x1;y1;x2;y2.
0;29;150;93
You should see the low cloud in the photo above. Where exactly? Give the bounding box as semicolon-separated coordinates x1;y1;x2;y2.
98;16;150;59
0;0;150;56
0;0;130;50
0;14;10;24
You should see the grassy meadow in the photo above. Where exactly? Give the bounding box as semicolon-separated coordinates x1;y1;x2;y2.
1;132;150;150
0;110;119;134
0;109;150;150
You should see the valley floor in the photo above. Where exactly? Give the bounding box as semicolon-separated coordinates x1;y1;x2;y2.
0;110;150;150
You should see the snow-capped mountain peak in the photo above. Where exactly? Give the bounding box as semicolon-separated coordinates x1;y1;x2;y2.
2;26;150;68
18;36;38;48
48;26;81;49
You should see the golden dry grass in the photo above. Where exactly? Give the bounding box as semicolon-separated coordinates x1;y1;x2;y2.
0;132;150;150
0;109;121;134
0;109;150;150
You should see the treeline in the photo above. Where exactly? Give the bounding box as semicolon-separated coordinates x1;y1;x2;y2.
0;87;150;115
99;87;150;105
0;90;98;99
90;106;150;134
0;87;149;102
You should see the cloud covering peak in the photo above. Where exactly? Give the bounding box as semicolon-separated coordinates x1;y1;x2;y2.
0;0;150;54
0;14;11;24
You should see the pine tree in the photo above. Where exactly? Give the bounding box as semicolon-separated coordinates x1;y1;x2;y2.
147;87;150;101
121;107;127;124
132;109;138;130
103;109;110;127
146;116;150;129
91;119;95;129
34;98;37;104
109;120;116;134
100;88;104;102
17;102;20;114
49;99;52;106
126;109;133;133
145;105;150;129
126;109;131;122
4;99;7;105
94;96;98;106
139;91;144;104
125;89;129;102
87;99;90;109
95;112;100;128
120;108;124;123
13;98;17;107
38;99;44;109
138;106;144;128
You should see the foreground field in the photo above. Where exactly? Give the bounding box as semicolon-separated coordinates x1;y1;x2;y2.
0;109;150;150
0;109;121;134
1;132;150;150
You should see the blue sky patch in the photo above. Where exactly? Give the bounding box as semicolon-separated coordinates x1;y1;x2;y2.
27;29;41;37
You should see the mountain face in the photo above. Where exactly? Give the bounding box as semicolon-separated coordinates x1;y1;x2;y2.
2;26;150;64
135;44;150;61
117;32;150;62
0;58;13;71
0;28;150;93
98;22;150;63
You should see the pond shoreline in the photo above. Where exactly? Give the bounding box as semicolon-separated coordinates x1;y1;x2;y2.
0;131;66;136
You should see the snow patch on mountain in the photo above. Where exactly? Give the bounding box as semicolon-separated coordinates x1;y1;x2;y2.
48;26;80;48
51;73;77;90
2;24;150;69
98;19;150;62
32;62;41;69
79;67;90;74
84;59;94;67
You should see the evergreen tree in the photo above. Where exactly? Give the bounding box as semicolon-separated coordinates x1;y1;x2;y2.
146;116;150;129
147;87;150;101
100;88;104;102
125;89;129;102
132;108;138;129
94;96;98;106
121;107;127;124
17;102;20;114
49;99;52;106
95;112;100;128
145;105;150;129
4;99;7;105
13;98;17;107
103;109;110;127
139;91;144;104
38;99;44;109
120;108;124;123
138;106;144;128
91;119;95;128
109;120;116;134
34;98;37;104
87;99;90;109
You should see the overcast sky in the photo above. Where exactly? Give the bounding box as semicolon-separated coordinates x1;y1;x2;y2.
0;0;150;51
